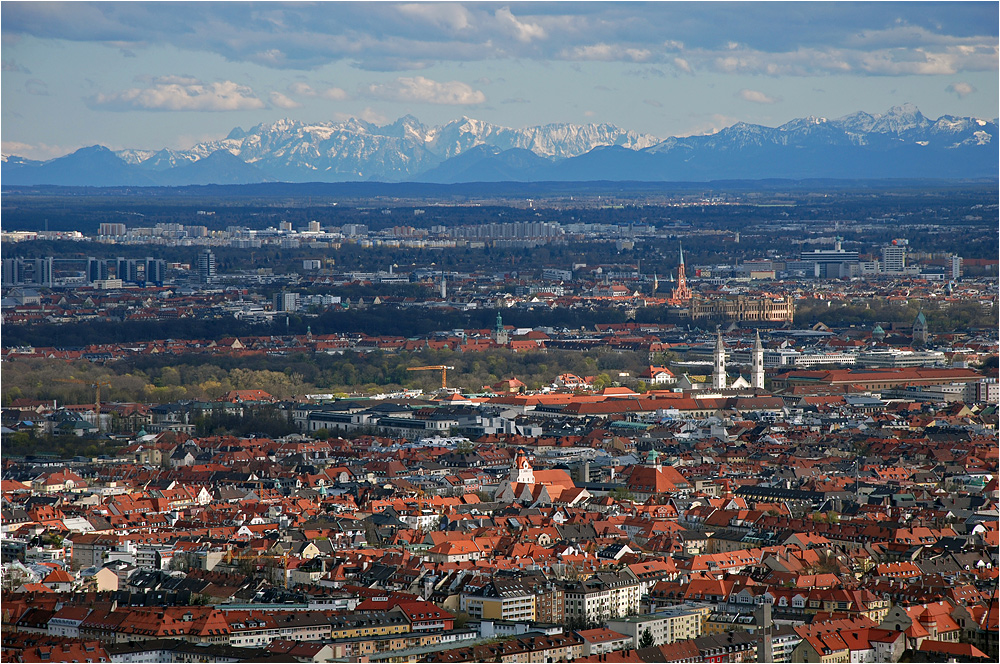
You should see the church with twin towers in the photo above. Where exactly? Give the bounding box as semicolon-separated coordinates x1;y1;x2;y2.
712;328;766;391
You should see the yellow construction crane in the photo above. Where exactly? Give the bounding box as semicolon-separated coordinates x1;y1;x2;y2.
55;378;112;432
407;365;455;390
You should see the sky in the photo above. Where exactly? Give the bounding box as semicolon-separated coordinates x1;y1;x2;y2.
2;1;998;160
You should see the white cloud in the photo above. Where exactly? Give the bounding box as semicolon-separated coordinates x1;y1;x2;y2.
946;81;977;98
494;7;545;43
332;107;388;124
561;43;652;62
287;82;348;100
90;77;265;111
859;49;958;75
397;3;472;31
673;57;693;74
359;107;388;124
2;140;74;161
269;91;300;109
3;3;996;78
149;75;201;86
251;49;289;67
700;41;999;77
320;87;348;100
625;48;652;62
677;114;741;137
288;82;315;96
365;76;485;105
737;89;779;104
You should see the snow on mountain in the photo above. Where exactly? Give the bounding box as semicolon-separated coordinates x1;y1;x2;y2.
865;103;931;136
424;117;658;159
112;116;660;181
4;106;994;185
120;148;200;171
640;105;995;155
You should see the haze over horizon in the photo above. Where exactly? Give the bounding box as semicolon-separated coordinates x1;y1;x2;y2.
2;1;998;161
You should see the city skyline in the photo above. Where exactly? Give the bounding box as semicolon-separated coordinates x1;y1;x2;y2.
2;1;998;160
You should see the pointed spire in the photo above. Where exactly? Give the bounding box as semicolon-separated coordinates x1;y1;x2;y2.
712;327;727;390
671;241;692;303
751;329;765;390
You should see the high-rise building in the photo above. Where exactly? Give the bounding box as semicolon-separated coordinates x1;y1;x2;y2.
799;244;860;278
98;223;126;237
273;291;300;312
87;257;109;283
4;257;55;287
198;250;216;284
950;255;963;281
3;258;23;286
881;244;906;273
116;257;134;282
145;258;166;286
342;224;368;236
32;258;53;287
114;257;159;286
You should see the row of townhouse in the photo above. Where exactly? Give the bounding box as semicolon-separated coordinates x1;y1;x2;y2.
426;632;584;663
223;610;410;648
712;585;891;623
563;570;643;625
12;605;442;651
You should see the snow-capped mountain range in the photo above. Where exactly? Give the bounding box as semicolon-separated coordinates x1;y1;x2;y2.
113;115;661;181
3;104;996;186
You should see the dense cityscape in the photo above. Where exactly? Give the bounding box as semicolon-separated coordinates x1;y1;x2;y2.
3;2;999;663
1;182;997;664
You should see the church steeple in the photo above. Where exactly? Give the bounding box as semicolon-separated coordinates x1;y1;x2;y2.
751;330;765;390
912;308;929;345
712;328;727;390
671;243;692;303
646;448;662;471
510;448;534;484
493;311;509;345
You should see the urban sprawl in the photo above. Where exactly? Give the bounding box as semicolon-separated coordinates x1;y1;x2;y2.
2;202;998;664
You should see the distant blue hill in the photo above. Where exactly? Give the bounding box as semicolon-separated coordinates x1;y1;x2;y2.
3;105;997;186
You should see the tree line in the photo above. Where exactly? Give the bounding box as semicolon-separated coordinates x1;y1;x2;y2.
2;347;659;407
